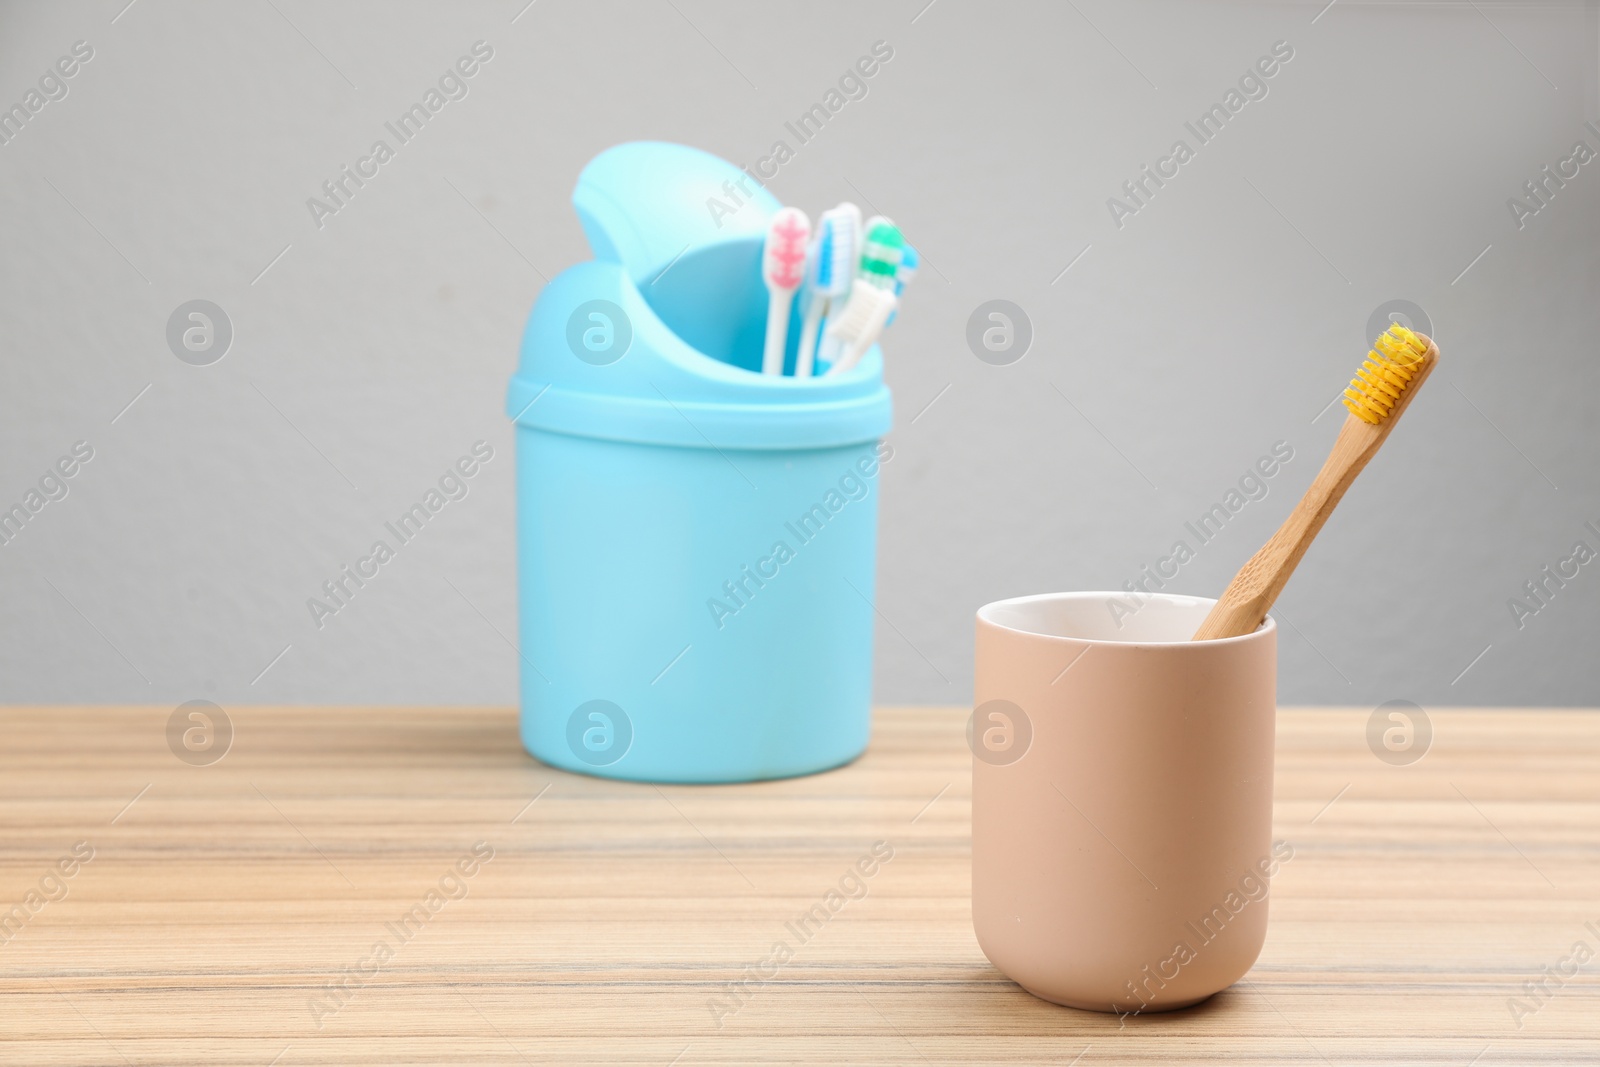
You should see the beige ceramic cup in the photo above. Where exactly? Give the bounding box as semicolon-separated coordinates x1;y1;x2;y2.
971;591;1280;1013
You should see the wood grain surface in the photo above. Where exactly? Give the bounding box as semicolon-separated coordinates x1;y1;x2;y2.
0;705;1595;1065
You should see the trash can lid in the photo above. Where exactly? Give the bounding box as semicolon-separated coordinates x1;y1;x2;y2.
574;141;778;289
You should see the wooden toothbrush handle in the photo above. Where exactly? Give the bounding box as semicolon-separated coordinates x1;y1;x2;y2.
1191;415;1380;640
1192;337;1436;641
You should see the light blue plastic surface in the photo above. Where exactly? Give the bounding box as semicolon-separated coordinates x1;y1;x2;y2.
505;142;893;783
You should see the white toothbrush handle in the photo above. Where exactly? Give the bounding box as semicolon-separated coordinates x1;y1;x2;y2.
762;290;792;376
816;311;844;368
795;298;827;378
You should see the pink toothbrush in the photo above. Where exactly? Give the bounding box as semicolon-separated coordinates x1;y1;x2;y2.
761;207;811;376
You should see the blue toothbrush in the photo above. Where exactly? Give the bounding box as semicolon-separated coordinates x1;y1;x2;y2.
887;243;917;327
795;203;861;377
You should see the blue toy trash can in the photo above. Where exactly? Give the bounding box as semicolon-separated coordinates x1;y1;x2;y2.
504;142;893;783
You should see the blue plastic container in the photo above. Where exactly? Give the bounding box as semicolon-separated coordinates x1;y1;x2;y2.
505;142;893;783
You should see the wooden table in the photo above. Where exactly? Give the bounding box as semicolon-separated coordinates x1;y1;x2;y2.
1;706;1596;1065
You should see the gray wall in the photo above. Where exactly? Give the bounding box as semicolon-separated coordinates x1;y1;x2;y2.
1;0;1596;708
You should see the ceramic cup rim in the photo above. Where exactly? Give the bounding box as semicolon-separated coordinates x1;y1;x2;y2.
975;590;1277;649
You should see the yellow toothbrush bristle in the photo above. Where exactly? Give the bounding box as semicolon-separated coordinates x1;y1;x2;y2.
1342;323;1429;424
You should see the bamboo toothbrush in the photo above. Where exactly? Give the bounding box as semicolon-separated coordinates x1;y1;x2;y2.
760;206;811;376
1191;323;1440;641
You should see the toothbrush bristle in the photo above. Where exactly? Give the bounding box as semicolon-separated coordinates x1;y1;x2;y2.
812;224;834;286
1342;323;1429;424
820;220;846;287
827;224;857;296
859;220;904;290
828;280;897;338
764;208;810;290
895;245;919;286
